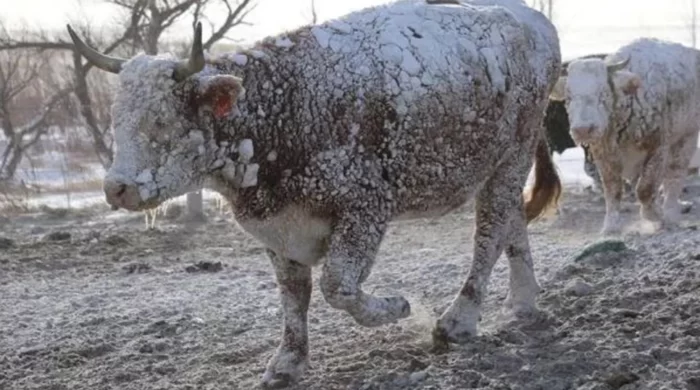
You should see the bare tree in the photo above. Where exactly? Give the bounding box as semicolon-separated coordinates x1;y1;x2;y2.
692;0;697;48
530;0;553;20
0;48;71;183
310;0;318;25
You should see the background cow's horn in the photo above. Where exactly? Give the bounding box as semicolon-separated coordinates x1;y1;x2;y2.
606;57;630;73
173;22;205;82
66;24;125;74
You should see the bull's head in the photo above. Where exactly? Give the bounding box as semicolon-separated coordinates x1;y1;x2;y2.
67;23;245;211
549;56;642;145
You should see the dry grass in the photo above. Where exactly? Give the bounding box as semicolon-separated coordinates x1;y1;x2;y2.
0;184;34;216
40;178;104;194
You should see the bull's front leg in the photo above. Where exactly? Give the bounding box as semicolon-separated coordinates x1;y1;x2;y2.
320;212;411;327
635;148;666;227
262;249;312;389
595;153;625;235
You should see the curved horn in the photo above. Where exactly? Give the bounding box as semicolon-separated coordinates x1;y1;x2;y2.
66;24;125;74
561;53;609;76
606;56;630;73
173;22;205;82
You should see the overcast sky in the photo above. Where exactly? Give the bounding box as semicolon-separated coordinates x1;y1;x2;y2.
3;0;698;59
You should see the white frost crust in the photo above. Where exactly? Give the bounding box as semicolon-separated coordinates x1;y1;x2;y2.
105;54;211;204
238;139;254;162
566;37;700;142
609;38;700;138
305;0;560;103
103;0;561;209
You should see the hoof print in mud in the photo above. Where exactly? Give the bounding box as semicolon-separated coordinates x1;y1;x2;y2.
123;262;152;274
603;371;640;389
43;231;72;242
184;261;223;273
0;237;14;249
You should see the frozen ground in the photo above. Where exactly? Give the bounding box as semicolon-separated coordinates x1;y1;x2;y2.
1;161;700;389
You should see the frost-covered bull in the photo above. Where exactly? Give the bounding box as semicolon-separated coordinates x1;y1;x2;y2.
68;0;562;386
550;38;700;234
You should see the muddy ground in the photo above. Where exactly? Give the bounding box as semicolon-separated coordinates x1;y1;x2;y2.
1;179;700;390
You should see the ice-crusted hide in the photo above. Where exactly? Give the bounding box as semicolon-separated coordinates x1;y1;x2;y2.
100;53;247;210
71;0;562;386
550;38;700;234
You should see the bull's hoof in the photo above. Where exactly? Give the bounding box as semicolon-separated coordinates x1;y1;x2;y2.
431;316;477;349
350;295;412;327
262;373;295;389
680;201;693;214
600;225;623;236
261;350;307;389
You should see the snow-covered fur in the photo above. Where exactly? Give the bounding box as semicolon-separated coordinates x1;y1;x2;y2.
78;0;562;386
550;38;700;234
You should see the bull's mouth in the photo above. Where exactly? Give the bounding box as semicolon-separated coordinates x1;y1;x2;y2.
106;195;164;212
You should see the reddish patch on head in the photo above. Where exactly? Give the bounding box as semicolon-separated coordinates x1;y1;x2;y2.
621;77;641;95
213;94;233;119
196;75;244;120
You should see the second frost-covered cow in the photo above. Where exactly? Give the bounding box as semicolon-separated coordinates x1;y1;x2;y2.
550;38;700;234
68;0;561;386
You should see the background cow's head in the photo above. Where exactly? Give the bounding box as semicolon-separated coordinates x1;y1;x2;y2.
67;23;244;211
549;56;642;145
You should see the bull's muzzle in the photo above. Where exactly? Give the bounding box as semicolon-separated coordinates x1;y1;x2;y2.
103;179;142;211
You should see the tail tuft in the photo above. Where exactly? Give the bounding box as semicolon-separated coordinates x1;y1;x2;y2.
524;137;562;223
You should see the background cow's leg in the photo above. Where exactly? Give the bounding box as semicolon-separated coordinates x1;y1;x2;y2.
635;147;666;226
320;212;410;327
583;146;603;191
661;131;699;225
262;249;312;388
594;151;624;235
433;150;525;346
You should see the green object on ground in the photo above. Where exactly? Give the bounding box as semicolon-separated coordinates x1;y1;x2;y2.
573;239;628;262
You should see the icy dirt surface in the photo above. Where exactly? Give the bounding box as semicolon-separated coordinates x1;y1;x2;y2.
1;178;700;390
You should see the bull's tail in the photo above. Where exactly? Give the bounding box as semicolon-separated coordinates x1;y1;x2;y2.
524;135;562;223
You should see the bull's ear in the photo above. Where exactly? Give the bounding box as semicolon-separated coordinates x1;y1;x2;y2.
614;71;642;96
549;76;567;101
196;75;245;119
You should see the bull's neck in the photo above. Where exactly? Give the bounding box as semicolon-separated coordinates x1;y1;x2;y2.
203;46;302;197
606;86;636;145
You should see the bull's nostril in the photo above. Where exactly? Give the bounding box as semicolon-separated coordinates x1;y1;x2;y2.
116;184;127;197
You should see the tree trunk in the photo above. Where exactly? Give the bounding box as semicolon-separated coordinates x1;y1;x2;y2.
3;145;23;181
72;51;114;168
180;190;207;223
0;140;22;181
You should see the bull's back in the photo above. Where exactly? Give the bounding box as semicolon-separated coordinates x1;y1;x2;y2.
306;0;558;112
614;39;700;136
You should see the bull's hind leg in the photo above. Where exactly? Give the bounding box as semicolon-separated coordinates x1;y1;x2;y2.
320;211;411;327
504;194;541;315
661;131;698;226
262;249;312;389
636;147;667;226
433;151;528;346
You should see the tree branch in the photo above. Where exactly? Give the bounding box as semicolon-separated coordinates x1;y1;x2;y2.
203;0;256;51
